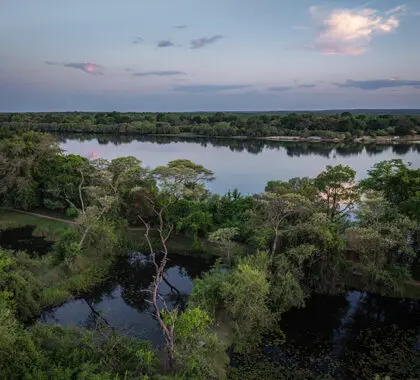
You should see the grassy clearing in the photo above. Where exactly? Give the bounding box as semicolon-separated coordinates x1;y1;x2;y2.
0;211;69;240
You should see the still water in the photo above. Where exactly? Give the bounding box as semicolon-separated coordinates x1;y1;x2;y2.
41;252;214;346
41;252;420;379
59;135;420;194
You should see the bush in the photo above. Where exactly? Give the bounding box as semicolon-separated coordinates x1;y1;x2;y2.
0;249;42;322
65;207;78;218
53;228;82;265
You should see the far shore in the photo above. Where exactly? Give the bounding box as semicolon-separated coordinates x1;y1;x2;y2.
148;133;420;144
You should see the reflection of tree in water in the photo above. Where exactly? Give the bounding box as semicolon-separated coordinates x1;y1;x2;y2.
82;299;113;331
365;144;391;156
335;143;364;157
58;133;414;158
392;144;412;155
81;253;214;315
255;292;420;379
343;295;420;379
275;293;349;373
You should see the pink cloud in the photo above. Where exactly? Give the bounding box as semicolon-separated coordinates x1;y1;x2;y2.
308;5;405;55
45;61;103;75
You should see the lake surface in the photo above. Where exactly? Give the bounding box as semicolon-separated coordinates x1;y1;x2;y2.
59;134;420;194
41;251;420;379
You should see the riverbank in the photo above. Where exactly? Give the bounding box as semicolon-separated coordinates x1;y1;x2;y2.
259;134;420;143
97;132;420;144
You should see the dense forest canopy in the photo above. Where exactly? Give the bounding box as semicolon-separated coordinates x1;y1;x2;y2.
0;130;419;379
1;111;419;138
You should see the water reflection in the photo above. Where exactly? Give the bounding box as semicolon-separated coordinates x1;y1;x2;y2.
0;225;53;256
41;253;214;345
58;134;420;195
56;133;419;157
40;249;419;377
276;291;420;378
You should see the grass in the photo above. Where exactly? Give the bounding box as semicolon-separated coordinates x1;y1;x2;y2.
0;211;69;240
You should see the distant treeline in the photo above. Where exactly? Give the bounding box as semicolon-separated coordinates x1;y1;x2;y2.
1;111;419;138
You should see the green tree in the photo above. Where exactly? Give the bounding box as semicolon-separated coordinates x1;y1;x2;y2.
36;154;90;211
255;193;313;258
208;227;239;266
315;164;357;220
0;132;59;209
171;307;229;379
153;159;214;201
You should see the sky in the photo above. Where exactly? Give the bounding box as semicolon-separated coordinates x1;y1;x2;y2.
1;0;420;112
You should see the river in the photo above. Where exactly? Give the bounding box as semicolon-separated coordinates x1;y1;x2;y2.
58;134;420;194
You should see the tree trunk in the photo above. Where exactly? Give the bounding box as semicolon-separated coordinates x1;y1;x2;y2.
271;231;279;260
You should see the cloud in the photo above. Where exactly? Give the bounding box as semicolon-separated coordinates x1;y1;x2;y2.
309;5;404;55
173;84;249;93
45;61;103;75
333;79;420;90
157;40;175;48
269;86;292;92
298;84;316;88
190;35;223;49
132;36;143;44
386;5;407;15
174;25;187;29
133;71;186;77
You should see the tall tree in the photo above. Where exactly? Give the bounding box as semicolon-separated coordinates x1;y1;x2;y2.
255;193;313;258
135;160;214;370
315;164;357;221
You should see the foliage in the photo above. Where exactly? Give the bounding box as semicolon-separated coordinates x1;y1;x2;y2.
3;111;420;138
153;159;214;201
172;307;229;379
0;305;159;380
253;192;314;257
190;263;230;317
222;252;274;352
0;132;60;209
265;176;318;201
35;154;90;211
0;248;42;322
208;227;239;265
315;164;358;220
360;159;420;221
53;228;82;265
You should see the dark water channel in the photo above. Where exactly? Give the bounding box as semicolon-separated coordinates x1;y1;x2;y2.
40;251;420;378
41;252;215;345
0;225;53;256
